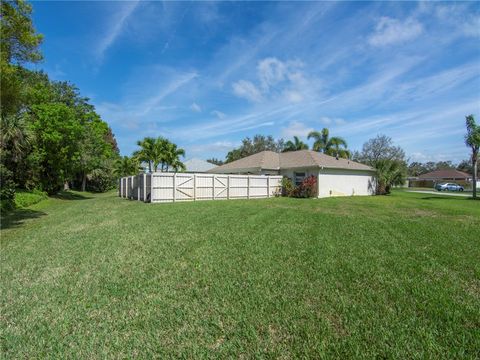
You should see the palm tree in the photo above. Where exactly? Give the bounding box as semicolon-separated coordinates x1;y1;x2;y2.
0;114;31;163
325;137;351;159
163;141;185;172
283;136;308;152
308;128;350;159
115;156;139;177
308;128;330;152
465;115;480;199
375;159;406;195
133;137;156;172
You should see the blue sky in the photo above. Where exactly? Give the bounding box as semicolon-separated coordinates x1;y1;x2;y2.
31;1;480;163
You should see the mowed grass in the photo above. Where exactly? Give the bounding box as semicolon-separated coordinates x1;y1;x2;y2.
1;191;479;358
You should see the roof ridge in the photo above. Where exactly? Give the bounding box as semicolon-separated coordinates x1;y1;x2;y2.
306;149;321;166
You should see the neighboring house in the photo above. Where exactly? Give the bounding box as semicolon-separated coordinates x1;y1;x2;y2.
208;150;376;197
140;159;217;173
182;158;217;173
409;169;473;188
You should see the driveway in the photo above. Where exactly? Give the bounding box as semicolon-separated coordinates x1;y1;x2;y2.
405;190;472;198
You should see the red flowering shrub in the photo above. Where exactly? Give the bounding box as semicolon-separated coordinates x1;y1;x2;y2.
281;175;317;198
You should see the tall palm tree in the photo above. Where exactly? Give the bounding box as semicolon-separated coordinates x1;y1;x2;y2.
325;138;351;159
308;128;329;153
164;141;185;172
133;137;156;172
308;128;350;159
283;136;308;152
465;115;480;199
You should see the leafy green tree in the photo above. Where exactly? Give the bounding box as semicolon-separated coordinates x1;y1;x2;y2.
207;158;224;166
29;103;83;193
308;128;350;159
1;0;43;118
1;0;43;64
226;135;284;163
465;115;480;199
283;136;308;152
456;159;473;175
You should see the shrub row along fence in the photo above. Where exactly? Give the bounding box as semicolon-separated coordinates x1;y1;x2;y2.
119;173;283;203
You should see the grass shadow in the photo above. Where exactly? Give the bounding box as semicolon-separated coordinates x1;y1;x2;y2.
52;191;91;201
421;196;476;201
1;208;47;230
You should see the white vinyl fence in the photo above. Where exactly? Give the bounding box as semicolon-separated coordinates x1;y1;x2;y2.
119;173;282;203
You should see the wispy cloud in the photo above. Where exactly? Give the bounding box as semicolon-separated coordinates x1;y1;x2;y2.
281;121;313;138
96;1;140;62
232;80;263;102
368;17;423;46
211;110;226;119
190;102;202;112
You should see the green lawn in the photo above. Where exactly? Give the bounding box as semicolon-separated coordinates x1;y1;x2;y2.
1;191;479;358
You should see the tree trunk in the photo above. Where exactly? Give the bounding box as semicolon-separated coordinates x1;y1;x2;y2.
64;181;70;191
473;155;478;199
148;161;152;173
81;173;87;192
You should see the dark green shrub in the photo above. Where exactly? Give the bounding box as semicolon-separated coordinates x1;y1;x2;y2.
86;168;116;193
0;164;16;211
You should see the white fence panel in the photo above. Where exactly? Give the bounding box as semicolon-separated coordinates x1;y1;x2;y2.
119;173;282;203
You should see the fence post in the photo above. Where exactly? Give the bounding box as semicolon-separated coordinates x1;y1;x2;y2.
143;173;146;202
227;176;230;200
267;176;270;198
247;176;250;199
193;174;197;201
213;174;216;200
137;175;140;201
173;173;176;202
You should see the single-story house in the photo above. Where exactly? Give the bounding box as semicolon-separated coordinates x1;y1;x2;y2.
408;169;473;188
208;150;376;197
181;158;217;173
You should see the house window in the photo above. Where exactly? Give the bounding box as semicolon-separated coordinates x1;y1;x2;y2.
294;172;306;186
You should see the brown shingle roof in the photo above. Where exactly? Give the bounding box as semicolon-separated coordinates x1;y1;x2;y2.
210;150;374;173
418;169;472;180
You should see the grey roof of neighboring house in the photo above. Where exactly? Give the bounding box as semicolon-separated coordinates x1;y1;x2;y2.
183;158;217;173
209;150;374;173
417;169;472;180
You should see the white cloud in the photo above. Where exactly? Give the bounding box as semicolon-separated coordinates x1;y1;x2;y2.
190;102;202;112
258;57;288;90
97;1;140;61
283;90;304;103
232;58;310;104
368;17;423;46
281;121;313;138
319;116;346;126
232;80;263;102
211;110;226;119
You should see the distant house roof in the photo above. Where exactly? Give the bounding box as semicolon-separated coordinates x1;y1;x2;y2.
208;150;374;174
183;158;217;173
418;169;472;180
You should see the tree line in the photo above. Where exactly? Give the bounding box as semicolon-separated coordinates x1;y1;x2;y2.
1;0;120;210
117;137;186;177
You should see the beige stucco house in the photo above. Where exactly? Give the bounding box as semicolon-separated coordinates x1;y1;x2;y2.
208;150;376;197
